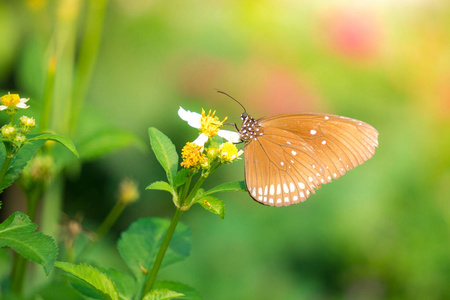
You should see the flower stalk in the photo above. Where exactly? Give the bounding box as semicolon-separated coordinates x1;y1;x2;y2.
142;208;183;296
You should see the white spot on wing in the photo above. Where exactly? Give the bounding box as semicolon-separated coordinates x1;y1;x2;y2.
276;184;281;195
291;150;297;156
310;129;317;135
270;185;275;195
289;182;295;192
322;140;326;145
283;183;289;193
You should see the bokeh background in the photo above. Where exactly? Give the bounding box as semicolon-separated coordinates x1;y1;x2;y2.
1;0;450;299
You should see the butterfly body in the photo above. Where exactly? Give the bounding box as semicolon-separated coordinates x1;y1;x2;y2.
239;112;379;207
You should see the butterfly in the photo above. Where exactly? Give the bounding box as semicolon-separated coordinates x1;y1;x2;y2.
219;91;379;207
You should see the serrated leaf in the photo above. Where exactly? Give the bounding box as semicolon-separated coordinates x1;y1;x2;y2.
148;128;178;185
27;133;78;157
154;281;201;300
55;262;120;300
0;140;45;193
143;289;184;300
77;129;146;161
196;195;225;220
173;169;190;188
99;267;136;300
146;181;173;195
202;181;247;197
117;218;190;288
0;212;57;274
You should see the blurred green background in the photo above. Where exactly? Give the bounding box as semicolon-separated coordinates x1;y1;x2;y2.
1;0;450;299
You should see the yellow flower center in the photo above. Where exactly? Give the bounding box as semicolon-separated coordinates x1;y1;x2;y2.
1;94;20;108
200;109;227;137
219;142;240;162
181;142;206;169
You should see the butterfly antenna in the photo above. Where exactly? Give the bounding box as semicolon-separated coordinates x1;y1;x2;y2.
215;89;246;113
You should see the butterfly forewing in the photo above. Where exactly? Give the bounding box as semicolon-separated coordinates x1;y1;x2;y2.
242;113;378;206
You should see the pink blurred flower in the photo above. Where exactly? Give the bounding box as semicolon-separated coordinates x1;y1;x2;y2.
321;9;382;61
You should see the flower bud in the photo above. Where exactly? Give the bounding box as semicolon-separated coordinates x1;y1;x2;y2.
19;116;36;134
1;125;17;140
118;178;139;205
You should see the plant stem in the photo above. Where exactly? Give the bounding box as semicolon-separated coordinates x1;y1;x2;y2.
96;200;127;241
142;208;183;296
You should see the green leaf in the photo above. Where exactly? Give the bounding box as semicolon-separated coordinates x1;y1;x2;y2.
99;267;136;300
117;218;191;288
203;181;247;197
154;281;201;300
142;289;184;300
196;195;225;220
0;212;57;274
0;140;45;193
173;169;190;188
55;261;120;300
77;129;146;161
148;128;178;185
27;133;78;157
146;181;173;195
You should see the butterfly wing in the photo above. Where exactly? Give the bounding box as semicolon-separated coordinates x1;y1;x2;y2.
244;113;379;206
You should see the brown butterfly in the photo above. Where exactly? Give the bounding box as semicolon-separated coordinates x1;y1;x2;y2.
220;91;379;207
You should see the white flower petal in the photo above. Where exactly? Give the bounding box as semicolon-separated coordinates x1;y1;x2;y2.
218;129;241;143
20;98;29;104
16;103;30;109
193;133;209;147
0;106;7;111
178;106;201;129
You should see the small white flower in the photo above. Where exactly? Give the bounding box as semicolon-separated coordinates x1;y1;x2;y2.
178;106;241;143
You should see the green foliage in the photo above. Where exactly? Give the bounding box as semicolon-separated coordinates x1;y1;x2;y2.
0;140;45;193
27;133;79;157
55;217;195;300
153;282;201;300
99;267;137;300
202;181;247;196
77;129;146;161
0;212;57;274
55;262;120;300
195;195;225;220
142;289;184;300
173;168;190;188
148;128;179;185
146;181;174;195
117;218;191;287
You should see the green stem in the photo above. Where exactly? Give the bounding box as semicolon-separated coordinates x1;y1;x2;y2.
182;163;220;208
177;172;192;206
96;201;127;241
142;208;183;297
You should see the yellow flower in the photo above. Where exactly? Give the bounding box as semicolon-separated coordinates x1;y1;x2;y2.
181;142;206;169
219;142;243;163
200;109;227;137
0;93;29;111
